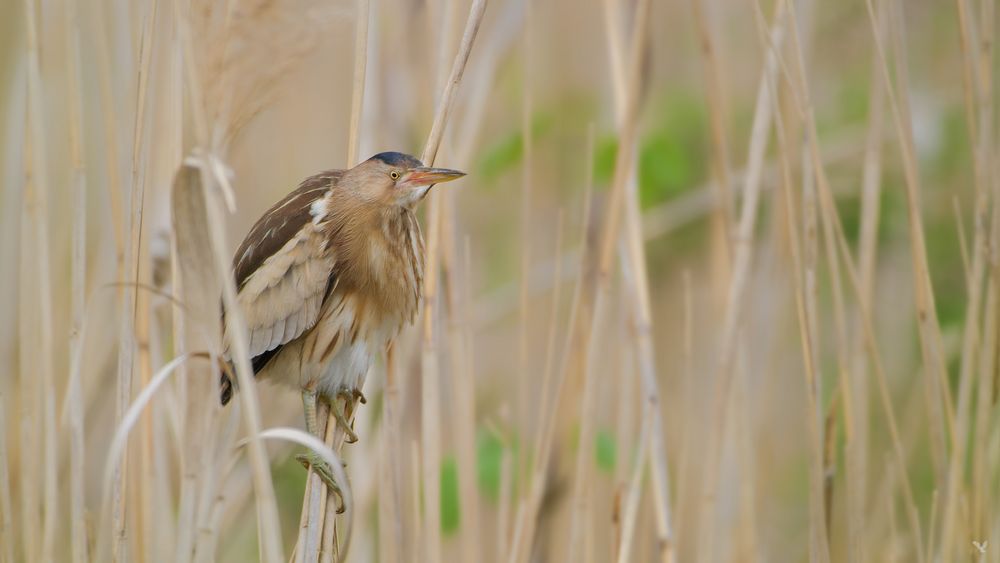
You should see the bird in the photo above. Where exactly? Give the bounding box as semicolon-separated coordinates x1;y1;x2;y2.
220;151;464;500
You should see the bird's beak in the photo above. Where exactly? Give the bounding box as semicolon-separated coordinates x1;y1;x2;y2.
403;167;466;187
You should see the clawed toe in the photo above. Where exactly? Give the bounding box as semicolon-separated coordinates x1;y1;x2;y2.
295;452;346;512
333;390;362;442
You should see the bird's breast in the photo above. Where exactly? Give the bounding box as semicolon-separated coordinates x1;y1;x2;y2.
351;208;424;325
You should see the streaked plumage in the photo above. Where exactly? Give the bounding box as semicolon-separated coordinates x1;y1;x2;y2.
220;153;463;414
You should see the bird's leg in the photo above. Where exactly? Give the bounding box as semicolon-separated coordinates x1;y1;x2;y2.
302;386;320;436
295;387;346;513
332;390;359;444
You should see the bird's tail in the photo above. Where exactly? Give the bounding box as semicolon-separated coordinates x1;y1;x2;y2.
220;371;234;405
219;350;276;405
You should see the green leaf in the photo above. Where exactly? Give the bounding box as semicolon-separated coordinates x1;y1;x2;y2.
477;430;504;502
595;428;617;474
594;136;619;186
440;456;461;535
592;94;709;209
478;132;524;181
476;112;554;182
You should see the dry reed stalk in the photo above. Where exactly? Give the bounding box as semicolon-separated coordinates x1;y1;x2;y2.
167;15;206;563
882;455;901;562
376;424;397;563
204;174;286;563
22;1;58;560
616;404;651;563
167;160;225;563
172;157;284;563
613;307;636;491
785;5;840;560
879;0;956;469
297;405;330;561
764;1;926;558
522;206;567;562
600;0;625;109
816;151;849;556
418;1;487;561
696;3;784;560
604;27;676;563
735;354;761;560
507;0;655;558
566;130;597;562
672;270;694;554
955;0;982;148
947;0;996;554
92;2;127;272
973;203;999;549
510;10;546;559
255;427;351;551
861;0;955;556
409;441;423;563
140;12;188;559
689;0;735;266
767;62;831;562
972;64;999;563
974;266;999;550
433;6;528;555
176;19;275;555
590;1;678;559
419;0;487;169
194;411;243;563
175;65;233;563
65;0;89;560
383;347;407;562
0;390;11;563
420;313;443;563
109;3;159;559
452;236;481;563
0;54;24;563
845;8;888;557
512;4;536;506
432;0;459;93
452;0;526;167
619;76;675;563
346;0;370;169
764;0;924;557
583;474;596;563
317;405;344;563
135;196;156;563
17;135;39;563
173;0;290;557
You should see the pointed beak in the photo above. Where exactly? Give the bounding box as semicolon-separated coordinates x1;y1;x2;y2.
403;167;466;187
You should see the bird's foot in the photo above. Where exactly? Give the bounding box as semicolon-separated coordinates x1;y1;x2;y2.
295;452;347;514
352;389;367;404
333;390;361;443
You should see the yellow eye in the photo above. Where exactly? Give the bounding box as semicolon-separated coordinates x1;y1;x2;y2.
390;171;400;180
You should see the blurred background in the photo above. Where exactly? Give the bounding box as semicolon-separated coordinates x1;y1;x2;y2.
1;0;997;561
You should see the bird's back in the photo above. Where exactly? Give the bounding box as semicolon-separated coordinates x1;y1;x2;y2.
232;170;345;290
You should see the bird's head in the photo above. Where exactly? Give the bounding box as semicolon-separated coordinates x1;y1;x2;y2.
346;151;465;208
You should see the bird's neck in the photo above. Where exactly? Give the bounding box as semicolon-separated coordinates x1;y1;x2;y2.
333;205;424;324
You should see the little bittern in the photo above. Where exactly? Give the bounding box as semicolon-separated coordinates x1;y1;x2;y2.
221;152;464;497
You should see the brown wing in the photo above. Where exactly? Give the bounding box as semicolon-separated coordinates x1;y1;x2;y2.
227;170;344;365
